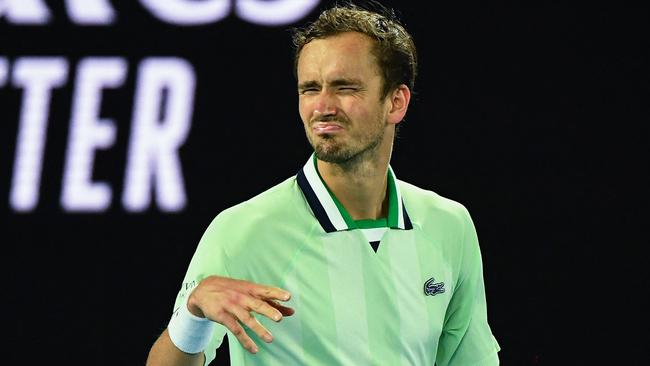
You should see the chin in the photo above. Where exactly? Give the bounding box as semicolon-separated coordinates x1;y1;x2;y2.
315;145;357;164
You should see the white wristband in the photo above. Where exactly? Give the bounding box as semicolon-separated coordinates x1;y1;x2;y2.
167;296;215;354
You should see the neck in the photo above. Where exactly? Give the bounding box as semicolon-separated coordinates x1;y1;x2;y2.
317;139;393;221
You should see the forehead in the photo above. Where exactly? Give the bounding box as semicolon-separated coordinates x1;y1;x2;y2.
297;32;379;81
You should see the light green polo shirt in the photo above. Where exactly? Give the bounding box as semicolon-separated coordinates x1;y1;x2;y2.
172;154;500;365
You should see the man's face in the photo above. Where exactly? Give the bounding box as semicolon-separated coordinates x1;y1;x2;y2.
297;32;390;164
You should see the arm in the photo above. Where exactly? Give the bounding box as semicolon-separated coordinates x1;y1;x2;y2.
146;209;295;366
146;329;204;366
435;207;500;366
146;275;294;366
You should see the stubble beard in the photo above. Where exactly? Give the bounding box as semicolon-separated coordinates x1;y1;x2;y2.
306;117;385;169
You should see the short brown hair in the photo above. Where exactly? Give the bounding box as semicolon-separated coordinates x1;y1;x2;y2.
292;2;417;99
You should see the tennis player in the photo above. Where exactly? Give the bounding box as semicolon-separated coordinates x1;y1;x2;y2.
147;3;500;365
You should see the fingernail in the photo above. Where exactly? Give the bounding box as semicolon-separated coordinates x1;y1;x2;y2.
264;333;273;342
251;345;259;353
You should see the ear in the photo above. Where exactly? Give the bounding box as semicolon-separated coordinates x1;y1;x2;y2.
386;84;411;125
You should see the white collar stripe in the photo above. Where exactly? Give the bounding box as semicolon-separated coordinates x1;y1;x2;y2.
297;154;413;233
302;157;349;231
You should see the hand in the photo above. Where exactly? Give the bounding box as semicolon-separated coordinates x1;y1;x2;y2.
186;276;294;354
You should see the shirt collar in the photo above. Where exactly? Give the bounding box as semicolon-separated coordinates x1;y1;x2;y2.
296;154;413;233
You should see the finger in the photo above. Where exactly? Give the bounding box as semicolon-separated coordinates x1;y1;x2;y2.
267;299;295;316
228;304;274;343
249;284;291;302
246;296;285;322
220;313;259;354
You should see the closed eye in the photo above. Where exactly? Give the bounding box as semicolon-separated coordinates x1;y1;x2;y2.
298;80;320;95
299;88;319;95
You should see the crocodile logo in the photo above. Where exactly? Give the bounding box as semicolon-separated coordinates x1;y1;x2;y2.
423;277;445;296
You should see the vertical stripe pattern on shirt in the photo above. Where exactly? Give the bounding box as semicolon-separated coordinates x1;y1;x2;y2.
323;231;371;364
386;230;432;365
278;267;305;364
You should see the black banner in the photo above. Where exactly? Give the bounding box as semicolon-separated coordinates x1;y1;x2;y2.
1;2;645;364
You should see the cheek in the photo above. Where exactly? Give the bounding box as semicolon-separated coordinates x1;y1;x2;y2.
298;98;311;124
343;103;372;124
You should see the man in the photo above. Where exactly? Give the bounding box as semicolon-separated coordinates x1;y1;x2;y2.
147;3;500;366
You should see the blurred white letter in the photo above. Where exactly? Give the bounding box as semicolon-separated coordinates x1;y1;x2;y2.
0;57;7;85
64;0;116;24
0;0;51;24
235;0;320;26
10;57;68;212
123;57;195;212
138;0;230;25
61;57;127;211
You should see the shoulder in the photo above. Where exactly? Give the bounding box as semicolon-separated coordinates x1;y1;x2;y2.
198;175;314;254
193;175;315;280
398;180;472;228
209;176;304;230
398;180;483;278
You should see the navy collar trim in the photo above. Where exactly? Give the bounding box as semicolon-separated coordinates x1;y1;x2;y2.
296;154;413;233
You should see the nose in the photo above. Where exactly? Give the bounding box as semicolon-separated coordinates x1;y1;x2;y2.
313;90;337;118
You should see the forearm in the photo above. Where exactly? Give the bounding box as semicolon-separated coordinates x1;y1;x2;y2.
146;329;205;366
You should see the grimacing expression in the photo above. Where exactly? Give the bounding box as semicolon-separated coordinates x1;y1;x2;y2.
297;32;392;164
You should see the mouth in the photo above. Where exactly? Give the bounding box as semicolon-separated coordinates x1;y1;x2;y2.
311;122;344;135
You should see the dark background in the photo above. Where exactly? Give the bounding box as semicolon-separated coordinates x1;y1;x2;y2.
1;2;647;365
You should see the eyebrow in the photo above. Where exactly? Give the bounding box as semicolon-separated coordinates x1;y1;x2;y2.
298;80;320;90
329;78;363;87
298;78;364;91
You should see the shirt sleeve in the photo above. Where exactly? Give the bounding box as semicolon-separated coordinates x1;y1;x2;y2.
435;207;500;366
169;212;232;366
